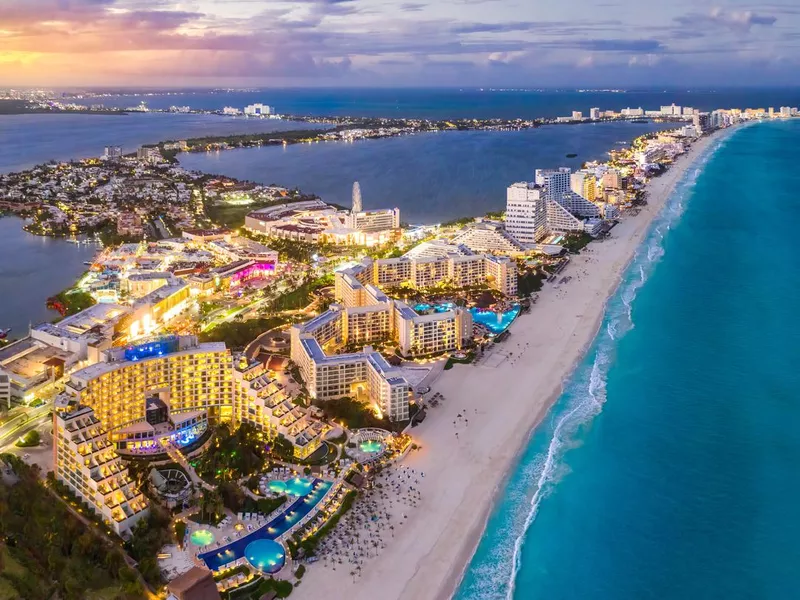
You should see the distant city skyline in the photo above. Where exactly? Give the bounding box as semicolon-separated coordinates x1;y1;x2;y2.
1;0;800;87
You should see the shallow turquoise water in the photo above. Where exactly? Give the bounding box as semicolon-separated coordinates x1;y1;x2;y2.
360;440;383;453
456;120;800;599
285;477;314;497
190;529;215;547
470;305;521;335
268;480;287;494
244;539;286;573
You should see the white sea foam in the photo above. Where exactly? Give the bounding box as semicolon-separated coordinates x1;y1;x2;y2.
493;133;734;600
458;129;740;600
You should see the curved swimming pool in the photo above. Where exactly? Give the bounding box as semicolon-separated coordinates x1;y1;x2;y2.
244;539;286;573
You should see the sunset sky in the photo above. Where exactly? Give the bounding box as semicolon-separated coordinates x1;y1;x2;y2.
1;0;799;87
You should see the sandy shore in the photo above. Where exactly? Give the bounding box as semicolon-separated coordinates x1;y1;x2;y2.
298;130;723;600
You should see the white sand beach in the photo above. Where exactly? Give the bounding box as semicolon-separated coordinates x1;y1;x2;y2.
298;130;722;600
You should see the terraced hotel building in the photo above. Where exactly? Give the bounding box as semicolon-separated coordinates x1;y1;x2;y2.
53;406;150;536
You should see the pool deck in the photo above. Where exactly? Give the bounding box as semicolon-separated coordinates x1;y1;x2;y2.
196;478;339;572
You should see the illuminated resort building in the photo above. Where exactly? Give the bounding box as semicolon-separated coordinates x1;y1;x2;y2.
365;252;518;299
59;335;233;453
127;281;192;339
244;200;400;247
449;221;528;256
290;330;412;422
0;303;130;402
290;255;507;420
53;405;149;536
56;334;327;459
232;360;328;459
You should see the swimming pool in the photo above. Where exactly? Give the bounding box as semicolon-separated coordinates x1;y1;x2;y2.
244;539;286;573
190;529;215;546
199;479;333;571
268;480;287;494
470;305;521;335
413;302;456;314
359;440;383;454
285;477;313;497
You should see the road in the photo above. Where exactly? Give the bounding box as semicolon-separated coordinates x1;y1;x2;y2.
0;404;51;448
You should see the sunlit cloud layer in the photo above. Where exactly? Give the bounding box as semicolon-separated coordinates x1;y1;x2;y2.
0;0;797;86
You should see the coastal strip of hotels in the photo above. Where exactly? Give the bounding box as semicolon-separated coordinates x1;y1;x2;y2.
0;102;796;600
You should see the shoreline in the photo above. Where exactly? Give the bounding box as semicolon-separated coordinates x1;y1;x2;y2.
297;126;732;600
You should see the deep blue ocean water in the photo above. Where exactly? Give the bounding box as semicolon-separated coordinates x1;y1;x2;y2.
69;88;800;120
455;119;800;599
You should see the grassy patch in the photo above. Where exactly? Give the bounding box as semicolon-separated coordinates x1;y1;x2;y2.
561;232;593;253
444;351;475;370
319;397;385;430
14;430;40;447
46;288;96;317
199;316;292;349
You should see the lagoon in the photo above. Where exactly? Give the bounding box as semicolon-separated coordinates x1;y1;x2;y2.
0;217;96;334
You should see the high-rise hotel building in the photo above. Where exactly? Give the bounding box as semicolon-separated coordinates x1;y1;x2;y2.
53;406;149;536
61;335;233;451
506;182;548;244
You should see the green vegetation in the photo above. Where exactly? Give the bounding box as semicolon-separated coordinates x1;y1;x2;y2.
318;396;385;430
216;480;287;515
174;520;187;547
243;233;333;264
199;315;292;348
195;423;267;482
295;564;306;579
221;576;293;600
126;505;173;586
256;578;293;598
444;351;476;370
561;232;594;253
0;455;142;600
270;274;333;311
14;429;40;447
441;216;476;228
517;270;547;297
205;202;257;229
46;287;96;317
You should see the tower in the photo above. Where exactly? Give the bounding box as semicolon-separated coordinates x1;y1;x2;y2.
352;181;362;213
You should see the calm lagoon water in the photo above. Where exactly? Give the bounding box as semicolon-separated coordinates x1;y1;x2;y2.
456;120;800;600
180;121;675;224
0;112;319;174
0;217;97;334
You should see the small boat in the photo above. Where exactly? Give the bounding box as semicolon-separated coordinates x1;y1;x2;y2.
0;328;11;339
566;153;578;158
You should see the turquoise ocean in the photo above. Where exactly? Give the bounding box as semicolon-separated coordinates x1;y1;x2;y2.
456;119;800;599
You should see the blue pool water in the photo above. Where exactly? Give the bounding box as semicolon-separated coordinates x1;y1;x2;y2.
457;120;800;599
244;539;286;573
470;305;521;335
413;302;456;313
284;477;314;497
199;479;332;571
267;480;287;494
